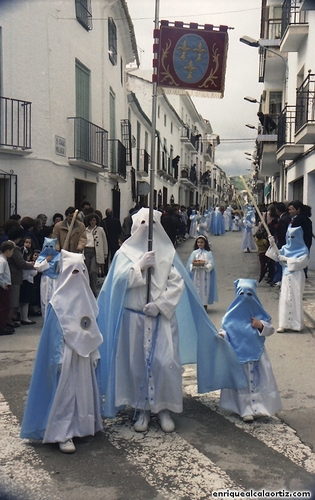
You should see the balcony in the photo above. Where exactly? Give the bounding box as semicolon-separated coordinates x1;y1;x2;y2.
276;106;304;160
180;126;199;151
0;97;32;154
263;18;282;42
179;166;197;189
75;0;92;31
157;151;177;184
203;142;213;162
68;117;108;171
256;127;279;177
108;139;127;182
200;174;212;191
280;0;308;52
256;113;278;142
136;149;150;177
295;73;315;144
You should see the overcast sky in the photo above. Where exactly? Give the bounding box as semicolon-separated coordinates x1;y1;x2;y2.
127;0;263;175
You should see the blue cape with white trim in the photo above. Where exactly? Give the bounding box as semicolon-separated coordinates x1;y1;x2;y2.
97;251;246;418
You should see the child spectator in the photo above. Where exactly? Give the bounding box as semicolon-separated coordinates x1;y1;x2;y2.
19;248;39;325
219;278;282;422
186;235;218;310
21;237;33;261
0;241;15;335
254;230;268;282
7;227;34;328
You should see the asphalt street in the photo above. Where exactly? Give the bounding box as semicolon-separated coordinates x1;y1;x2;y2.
0;229;314;499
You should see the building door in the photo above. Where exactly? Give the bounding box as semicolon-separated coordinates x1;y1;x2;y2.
75;179;96;212
0;171;17;226
292;177;303;202
75;60;90;160
112;187;121;220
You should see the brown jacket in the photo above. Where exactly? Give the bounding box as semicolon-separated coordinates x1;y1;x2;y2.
52;219;87;253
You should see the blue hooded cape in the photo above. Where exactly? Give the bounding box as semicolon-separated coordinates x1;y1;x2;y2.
36;237;60;279
20;305;64;439
222;279;271;363
97;251;246;418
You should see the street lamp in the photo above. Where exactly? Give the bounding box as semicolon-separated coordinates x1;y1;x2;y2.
245;123;257;130
244;96;259;104
244;152;252;156
240;35;288;101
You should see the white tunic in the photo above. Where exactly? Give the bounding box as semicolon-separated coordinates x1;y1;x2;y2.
219;322;282;418
278;254;309;331
190;249;213;306
115;261;184;414
43;342;102;443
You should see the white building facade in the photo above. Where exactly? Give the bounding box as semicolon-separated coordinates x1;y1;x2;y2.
0;0;229;231
247;0;315;268
0;0;139;223
127;72;224;211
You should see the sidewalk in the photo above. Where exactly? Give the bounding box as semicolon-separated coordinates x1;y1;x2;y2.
303;269;315;335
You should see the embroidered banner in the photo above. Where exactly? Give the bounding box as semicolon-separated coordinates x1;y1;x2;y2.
154;21;229;98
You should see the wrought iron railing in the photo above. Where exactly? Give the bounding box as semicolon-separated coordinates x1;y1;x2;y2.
136;149;150;174
295;73;315;133
258;46;266;83
107;139;126;179
277;105;297;149
281;0;307;38
68;117;108;167
0;97;32;149
180;126;198;150
267;19;282;40
75;0;92;31
258;112;278;135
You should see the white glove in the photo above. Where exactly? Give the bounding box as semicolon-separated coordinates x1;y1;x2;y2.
279;255;287;263
138;251;155;270
143;302;160;317
268;235;275;245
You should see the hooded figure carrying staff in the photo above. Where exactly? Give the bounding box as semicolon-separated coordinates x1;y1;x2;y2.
97;207;246;433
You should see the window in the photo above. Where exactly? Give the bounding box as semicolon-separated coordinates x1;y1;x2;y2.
108;17;117;65
164;114;167;127
75;0;92;31
170;122;173;134
269;91;282;116
144;131;149;153
120;57;124;86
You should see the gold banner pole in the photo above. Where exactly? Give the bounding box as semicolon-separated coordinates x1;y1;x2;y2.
239;176;280;256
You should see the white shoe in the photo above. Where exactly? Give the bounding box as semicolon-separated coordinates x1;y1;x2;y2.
243;415;254;423
277;327;285;333
158;410;175;433
134;410;150;432
59;438;76;453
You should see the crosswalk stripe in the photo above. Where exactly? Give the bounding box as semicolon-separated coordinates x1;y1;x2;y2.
104;411;243;499
184;383;315;474
0;392;59;500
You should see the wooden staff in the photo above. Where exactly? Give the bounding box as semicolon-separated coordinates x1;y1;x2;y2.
63;209;79;251
239;176;280;256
